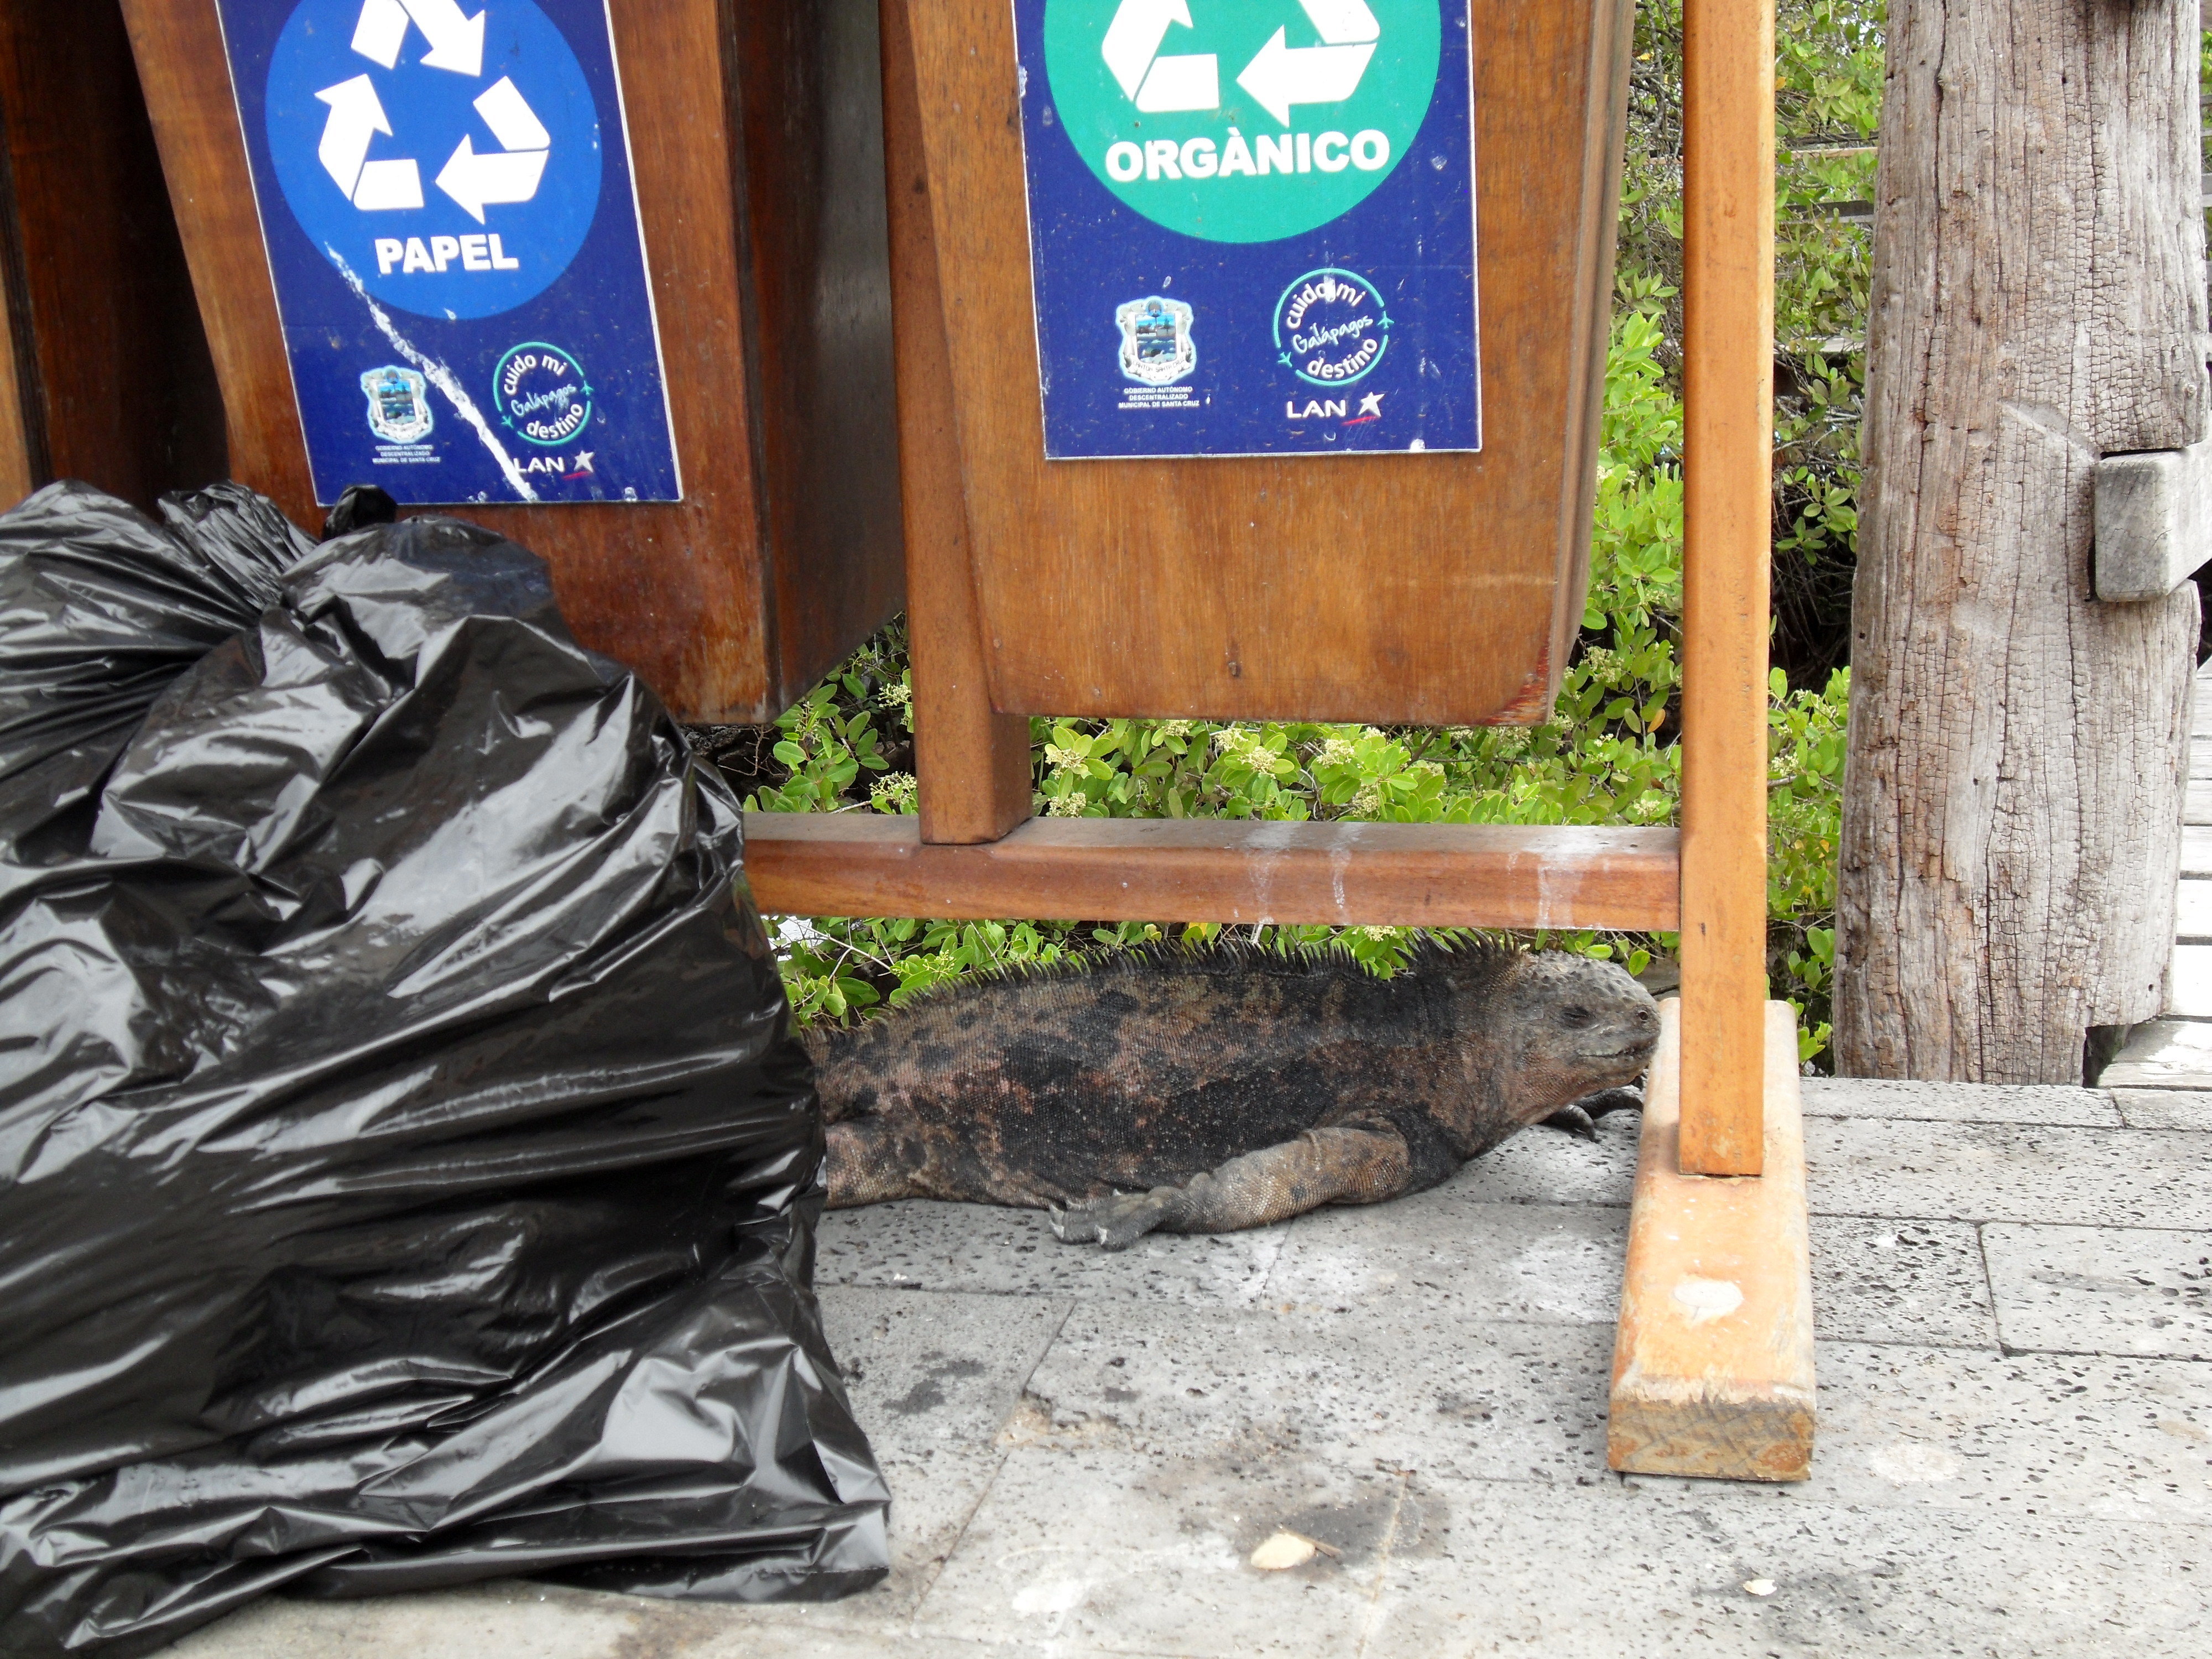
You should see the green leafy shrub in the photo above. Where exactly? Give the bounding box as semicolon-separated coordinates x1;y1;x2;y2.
737;1;1882;1069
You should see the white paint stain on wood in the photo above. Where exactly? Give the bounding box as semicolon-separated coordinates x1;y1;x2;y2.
1671;1275;1745;1323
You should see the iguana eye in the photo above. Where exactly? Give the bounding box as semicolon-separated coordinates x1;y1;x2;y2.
1562;1004;1593;1025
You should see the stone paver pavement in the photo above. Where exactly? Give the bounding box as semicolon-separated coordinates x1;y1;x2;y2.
169;1077;2212;1658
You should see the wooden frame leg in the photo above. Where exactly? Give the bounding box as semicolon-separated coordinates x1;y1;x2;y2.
1608;0;1812;1481
879;0;1030;846
1676;0;1773;1173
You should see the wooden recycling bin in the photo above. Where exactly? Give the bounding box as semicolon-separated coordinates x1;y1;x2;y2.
118;0;906;722
849;0;1657;851
764;0;1701;931
759;0;1814;1483
899;0;1634;730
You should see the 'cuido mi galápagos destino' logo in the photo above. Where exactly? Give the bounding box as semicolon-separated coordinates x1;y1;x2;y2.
495;342;592;445
1042;0;1442;243
1274;268;1389;386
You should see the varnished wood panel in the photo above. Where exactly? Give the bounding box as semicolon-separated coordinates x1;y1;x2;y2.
744;812;1682;930
727;0;906;713
117;1;308;510
0;204;30;508
900;0;1635;724
119;0;902;723
0;1;225;510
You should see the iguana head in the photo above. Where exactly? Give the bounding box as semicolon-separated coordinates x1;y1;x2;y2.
1439;947;1662;1124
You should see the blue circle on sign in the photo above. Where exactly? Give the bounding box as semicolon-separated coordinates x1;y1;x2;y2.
264;0;602;321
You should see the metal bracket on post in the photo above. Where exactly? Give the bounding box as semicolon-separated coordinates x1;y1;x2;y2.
2094;435;2212;602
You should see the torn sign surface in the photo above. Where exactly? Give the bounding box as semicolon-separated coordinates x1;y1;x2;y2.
216;0;681;505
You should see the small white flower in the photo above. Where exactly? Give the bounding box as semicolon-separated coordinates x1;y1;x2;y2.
870;772;918;813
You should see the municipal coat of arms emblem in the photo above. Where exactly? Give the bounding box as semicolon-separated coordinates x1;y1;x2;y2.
1115;296;1196;386
360;366;434;444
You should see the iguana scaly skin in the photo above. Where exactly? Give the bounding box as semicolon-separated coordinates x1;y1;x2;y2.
805;943;1661;1250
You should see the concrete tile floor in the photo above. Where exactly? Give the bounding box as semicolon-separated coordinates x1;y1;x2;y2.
167;1079;2212;1658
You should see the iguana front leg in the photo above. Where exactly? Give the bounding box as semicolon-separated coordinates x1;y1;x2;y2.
1541;1084;1645;1141
1049;1124;1413;1250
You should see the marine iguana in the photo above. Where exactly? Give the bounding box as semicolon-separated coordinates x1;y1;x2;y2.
805;941;1661;1250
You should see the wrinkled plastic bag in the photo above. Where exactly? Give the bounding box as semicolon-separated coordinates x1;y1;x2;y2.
0;483;888;1658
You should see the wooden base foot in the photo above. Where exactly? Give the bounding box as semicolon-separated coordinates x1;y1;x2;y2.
1607;998;1815;1480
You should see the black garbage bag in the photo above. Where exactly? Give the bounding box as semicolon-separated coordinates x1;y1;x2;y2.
0;483;888;1658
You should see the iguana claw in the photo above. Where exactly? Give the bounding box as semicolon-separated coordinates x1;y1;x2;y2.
1050;1191;1171;1250
1542;1085;1645;1140
1577;1085;1646;1120
1541;1103;1599;1141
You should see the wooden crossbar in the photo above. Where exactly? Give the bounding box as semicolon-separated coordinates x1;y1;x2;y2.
743;813;1682;931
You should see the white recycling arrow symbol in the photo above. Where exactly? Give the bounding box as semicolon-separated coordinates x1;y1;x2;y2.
1101;0;1217;114
315;0;550;220
438;77;551;221
316;75;423;210
1099;0;1380;126
1237;0;1379;127
351;0;485;78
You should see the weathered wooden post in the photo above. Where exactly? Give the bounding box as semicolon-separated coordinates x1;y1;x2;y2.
1836;0;2207;1083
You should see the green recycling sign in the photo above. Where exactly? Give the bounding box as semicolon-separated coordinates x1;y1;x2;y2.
1042;0;1443;243
1015;0;1477;458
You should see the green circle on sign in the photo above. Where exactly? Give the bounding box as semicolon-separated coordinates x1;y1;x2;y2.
1042;0;1443;244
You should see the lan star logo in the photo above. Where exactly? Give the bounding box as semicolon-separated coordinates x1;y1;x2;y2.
1357;391;1385;417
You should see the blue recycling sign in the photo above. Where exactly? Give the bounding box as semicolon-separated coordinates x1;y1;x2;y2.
216;0;680;505
1015;0;1479;459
